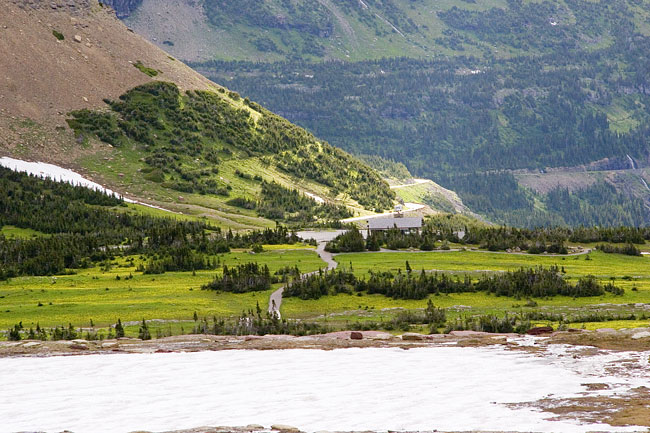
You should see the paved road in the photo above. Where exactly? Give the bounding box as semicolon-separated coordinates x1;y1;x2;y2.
389;178;430;189
268;243;594;317
268;243;338;318
341;202;425;223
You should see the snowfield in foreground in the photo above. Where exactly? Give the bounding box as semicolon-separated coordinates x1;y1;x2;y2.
1;345;648;433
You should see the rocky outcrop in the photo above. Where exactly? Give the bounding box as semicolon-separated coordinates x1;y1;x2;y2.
10;0;92;14
100;0;142;18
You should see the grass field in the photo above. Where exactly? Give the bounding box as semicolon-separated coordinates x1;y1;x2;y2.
0;248;325;331
0;225;48;239
3;246;650;337
281;250;650;328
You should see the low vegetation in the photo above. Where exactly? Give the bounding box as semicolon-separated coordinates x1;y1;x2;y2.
133;61;159;77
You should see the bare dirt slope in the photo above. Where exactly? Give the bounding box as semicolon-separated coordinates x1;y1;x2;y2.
0;0;219;164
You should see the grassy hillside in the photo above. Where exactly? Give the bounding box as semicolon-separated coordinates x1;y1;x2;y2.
67;81;394;221
0;0;394;227
182;0;650;226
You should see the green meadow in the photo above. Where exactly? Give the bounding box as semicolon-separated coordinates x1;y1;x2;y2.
281;250;650;328
2;246;650;335
0;248;324;330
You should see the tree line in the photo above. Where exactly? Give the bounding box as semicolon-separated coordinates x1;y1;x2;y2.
282;264;622;301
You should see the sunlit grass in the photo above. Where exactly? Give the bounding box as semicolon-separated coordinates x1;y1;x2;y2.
0;248;324;330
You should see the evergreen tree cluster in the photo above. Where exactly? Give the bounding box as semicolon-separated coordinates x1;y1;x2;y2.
253;180;351;222
595;243;642;256
283;264;623;300
324;229;366;253
202;263;273;293
0;167;308;279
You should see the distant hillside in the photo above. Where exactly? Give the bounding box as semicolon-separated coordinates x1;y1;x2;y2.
120;0;650;63
100;0;142;18
0;0;394;229
178;0;650;227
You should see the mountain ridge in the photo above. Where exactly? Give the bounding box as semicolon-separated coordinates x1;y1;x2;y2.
0;0;396;229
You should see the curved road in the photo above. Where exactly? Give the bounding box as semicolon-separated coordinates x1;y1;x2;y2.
268;243;337;317
268;244;594;317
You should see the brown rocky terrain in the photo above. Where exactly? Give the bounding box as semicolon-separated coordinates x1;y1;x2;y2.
3;328;650;358
0;0;219;166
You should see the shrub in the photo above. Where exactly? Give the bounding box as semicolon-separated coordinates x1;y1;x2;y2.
52;30;64;40
325;229;366;253
133;61;160;77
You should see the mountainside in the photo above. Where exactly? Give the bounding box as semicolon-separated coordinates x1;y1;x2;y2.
100;0;142;18
0;0;394;229
115;0;650;226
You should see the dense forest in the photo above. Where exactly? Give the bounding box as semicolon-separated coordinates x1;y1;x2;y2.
192;0;650;226
0;167;306;279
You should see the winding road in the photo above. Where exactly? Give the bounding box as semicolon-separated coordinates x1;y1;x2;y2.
268;243;594;317
268;243;338;317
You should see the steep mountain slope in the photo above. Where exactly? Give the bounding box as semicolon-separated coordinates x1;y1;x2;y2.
0;0;394;229
100;0;142;18
119;0;650;63
145;0;649;227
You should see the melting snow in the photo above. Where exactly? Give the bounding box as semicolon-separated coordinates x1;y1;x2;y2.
304;191;325;204
0;346;647;433
0;156;179;213
0;156;126;199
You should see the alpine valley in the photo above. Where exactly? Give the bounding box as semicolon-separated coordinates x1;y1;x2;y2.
108;0;650;226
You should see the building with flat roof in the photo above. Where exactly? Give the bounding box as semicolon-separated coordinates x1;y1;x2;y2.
367;217;423;235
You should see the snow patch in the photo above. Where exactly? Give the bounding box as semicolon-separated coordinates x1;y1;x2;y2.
0;346;647;433
0;156;127;200
304;191;325;204
0;156;178;214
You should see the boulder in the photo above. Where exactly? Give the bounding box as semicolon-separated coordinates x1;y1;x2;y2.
73;34;82;43
401;332;424;341
22;341;41;348
69;343;88;350
350;331;363;340
271;425;301;433
632;331;650;340
527;326;554;336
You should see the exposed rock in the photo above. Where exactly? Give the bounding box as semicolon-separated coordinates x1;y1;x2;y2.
401;332;424;341
270;425;301;433
22;341;41;348
349;331;363;340
632;331;650;340
527;326;554;336
100;0;142;19
69;343;88;350
73;34;82;42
